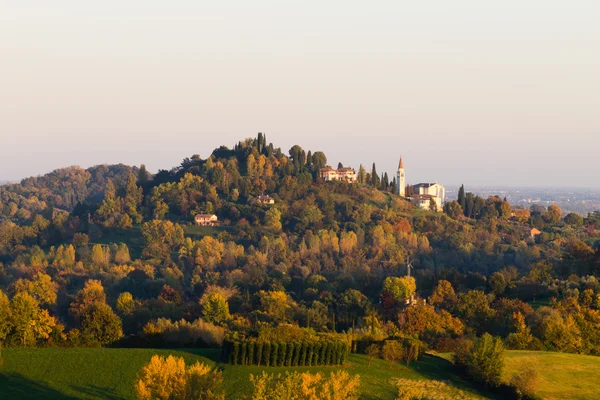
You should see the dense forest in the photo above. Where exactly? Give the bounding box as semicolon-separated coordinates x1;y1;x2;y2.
1;134;599;385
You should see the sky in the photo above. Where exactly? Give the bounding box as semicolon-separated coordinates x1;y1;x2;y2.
1;1;599;187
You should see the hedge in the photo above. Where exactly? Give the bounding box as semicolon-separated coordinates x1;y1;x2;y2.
221;338;350;366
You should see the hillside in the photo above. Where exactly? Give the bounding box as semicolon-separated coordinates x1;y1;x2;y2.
503;351;600;400
0;348;493;400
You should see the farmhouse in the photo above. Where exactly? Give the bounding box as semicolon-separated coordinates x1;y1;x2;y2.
195;214;218;226
256;194;275;205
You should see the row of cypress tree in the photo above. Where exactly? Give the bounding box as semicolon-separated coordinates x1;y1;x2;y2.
221;339;349;366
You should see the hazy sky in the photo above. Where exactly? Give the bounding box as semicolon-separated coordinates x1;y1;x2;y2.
1;1;599;187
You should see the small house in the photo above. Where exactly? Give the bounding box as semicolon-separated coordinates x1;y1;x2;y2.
256;195;275;205
195;214;218;226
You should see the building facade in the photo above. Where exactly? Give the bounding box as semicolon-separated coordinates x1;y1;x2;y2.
320;166;357;182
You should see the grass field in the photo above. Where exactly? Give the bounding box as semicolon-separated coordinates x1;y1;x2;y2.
0;348;493;400
503;351;600;400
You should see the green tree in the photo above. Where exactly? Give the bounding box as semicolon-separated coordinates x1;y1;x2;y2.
564;212;584;226
458;184;466;210
462;333;505;387
95;179;120;228
123;171;144;224
80;303;123;345
116;292;137;315
381;276;416;305
357;164;366;184
443;201;463;219
489;272;507;296
200;292;230;325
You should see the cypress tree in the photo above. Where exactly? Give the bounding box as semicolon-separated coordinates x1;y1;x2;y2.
458;184;466;210
371;163;380;187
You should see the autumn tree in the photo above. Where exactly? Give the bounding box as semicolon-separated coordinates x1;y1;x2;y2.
428;280;458;311
136;355;224;400
544;204;562;225
141;220;184;261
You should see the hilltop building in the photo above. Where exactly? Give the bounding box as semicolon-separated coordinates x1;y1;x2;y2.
320;166;357;182
255;195;275;205
396;157;445;211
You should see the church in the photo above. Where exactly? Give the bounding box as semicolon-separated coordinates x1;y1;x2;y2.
396;157;445;211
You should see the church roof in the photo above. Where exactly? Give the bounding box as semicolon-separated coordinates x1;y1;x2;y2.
413;183;437;189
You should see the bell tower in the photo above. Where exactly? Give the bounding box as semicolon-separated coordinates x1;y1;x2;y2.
397;157;405;197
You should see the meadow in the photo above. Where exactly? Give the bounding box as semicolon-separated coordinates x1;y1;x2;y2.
2;348;599;399
0;348;489;400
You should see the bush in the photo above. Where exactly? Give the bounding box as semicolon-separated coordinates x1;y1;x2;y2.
510;365;539;399
382;341;403;364
249;370;360;400
135;355;224;400
142;318;225;348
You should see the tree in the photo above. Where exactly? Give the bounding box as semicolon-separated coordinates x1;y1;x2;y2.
138;164;149;186
200;292;230;325
80;303;123;345
0;290;12;342
545;204;562;225
370;163;380;187
443;201;463;219
457;290;495;335
381;341;403;365
69;279;107;322
311;151;327;172
506;312;533;350
123;171;143;224
458;185;466;210
467;334;504;386
136;355;224;400
10;292;55;346
357;165;366;184
18;272;57;306
489;272;507;296
428;280;457;310
264;208;282;232
366;344;380;366
564;212;584;227
95;179;120;228
116;292;137;315
141;220;184;260
381;276;416;308
258;290;293;322
429;198;437;212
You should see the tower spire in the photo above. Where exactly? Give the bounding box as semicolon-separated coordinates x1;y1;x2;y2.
397;156;406;197
398;156;404;170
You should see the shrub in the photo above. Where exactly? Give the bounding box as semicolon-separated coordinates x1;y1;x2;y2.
366;344;380;365
279;342;287;366
263;342;271;367
382;341;403;364
142;318;225;348
135;355;224;400
240;342;247;365
395;378;482;400
248;370;360;400
271;343;279;366
510;365;539;399
248;341;255;365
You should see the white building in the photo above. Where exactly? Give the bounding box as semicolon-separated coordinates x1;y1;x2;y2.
395;156;445;212
410;183;445;211
320;166;357;182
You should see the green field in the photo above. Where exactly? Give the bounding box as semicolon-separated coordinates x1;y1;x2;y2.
503;351;600;400
0;348;492;400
